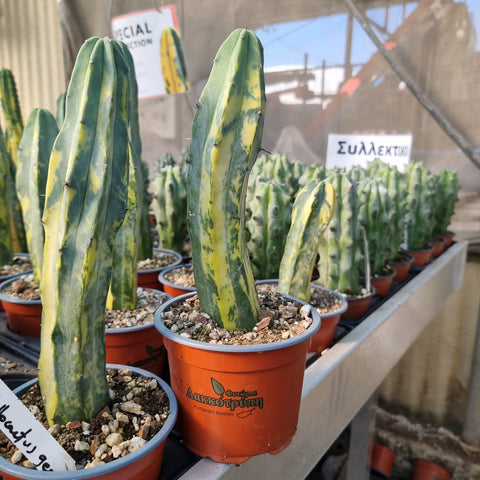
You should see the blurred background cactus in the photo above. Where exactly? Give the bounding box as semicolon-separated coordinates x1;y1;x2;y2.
432;169;460;236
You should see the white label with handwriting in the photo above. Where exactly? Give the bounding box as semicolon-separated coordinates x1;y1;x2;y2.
0;379;76;471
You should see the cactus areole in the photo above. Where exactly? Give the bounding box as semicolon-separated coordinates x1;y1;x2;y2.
187;29;266;331
38;37;130;425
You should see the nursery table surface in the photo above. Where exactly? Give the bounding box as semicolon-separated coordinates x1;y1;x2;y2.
0;241;468;480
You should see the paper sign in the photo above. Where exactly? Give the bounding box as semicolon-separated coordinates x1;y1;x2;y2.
326;133;412;171
0;378;76;471
111;6;180;99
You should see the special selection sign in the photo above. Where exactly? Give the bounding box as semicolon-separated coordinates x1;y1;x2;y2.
326;134;412;171
111;6;179;99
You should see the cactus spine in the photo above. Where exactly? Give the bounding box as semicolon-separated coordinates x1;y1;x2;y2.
38;37;130;425
0;126;13;265
188;28;266;330
0;69;27;253
278;179;336;302
160;27;190;94
432;169;460;235
16;108;58;284
316;169;365;295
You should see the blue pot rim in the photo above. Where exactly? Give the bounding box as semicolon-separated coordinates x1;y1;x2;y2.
255;279;348;319
137;248;183;274
154;291;321;353
0;364;178;479
157;263;196;292
0;273;41;306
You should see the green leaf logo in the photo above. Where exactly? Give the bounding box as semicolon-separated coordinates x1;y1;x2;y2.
211;377;225;396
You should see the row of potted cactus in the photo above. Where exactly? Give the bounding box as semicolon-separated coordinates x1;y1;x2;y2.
0;25;461;478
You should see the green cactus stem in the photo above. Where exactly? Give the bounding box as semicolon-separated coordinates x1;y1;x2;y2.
188;28;266;331
160;27;190;94
246;176;291;279
432;169;460;235
16;108;58;284
38;37;130;425
278;179;336;302
0;126;13;265
316;169;365;295
55;92;66;130
151;162;187;253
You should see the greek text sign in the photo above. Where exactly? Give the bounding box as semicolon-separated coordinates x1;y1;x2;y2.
0;379;76;471
326;134;412;171
111;6;179;99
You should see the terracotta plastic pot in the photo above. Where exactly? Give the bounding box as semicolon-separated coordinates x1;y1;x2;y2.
413;459;451;480
105;292;171;378
0;275;41;337
0;364;178;480
430;236;447;258
388;251;414;283
341;286;375;320
0;254;33;313
437;231;454;249
370;266;396;298
255;280;347;354
371;443;394;478
406;244;434;267
137;248;183;291
157;263;196;298
154;292;320;463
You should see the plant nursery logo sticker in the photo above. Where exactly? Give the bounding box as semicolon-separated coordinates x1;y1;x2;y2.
186;378;264;418
111;5;181;99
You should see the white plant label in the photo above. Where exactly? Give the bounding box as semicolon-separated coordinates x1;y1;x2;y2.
326;133;412;171
111;5;180;99
0;378;76;471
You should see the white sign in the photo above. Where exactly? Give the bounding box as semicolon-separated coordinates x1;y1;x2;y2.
326;133;412;171
111;6;179;99
0;379;76;471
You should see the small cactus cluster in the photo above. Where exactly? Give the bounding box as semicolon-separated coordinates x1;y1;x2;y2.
246;152;306;279
150;150;188;253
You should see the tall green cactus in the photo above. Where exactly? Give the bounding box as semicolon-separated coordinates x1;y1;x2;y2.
16;108;58;284
55;92;66;130
0;126;13;266
38;37;130;425
0;69;27;253
356;177;394;275
188;28;266;331
246;176;291;279
151;162;187;252
432;169;460;235
316;169;365;295
278;179;336;302
403;162;436;250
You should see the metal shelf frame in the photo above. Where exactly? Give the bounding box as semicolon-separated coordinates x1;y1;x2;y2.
178;241;468;480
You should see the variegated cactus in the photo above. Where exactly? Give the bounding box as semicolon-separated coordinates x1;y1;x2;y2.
432;169;460;236
278;179;336;302
188;28;266;330
38;37;130;425
0;126;13;265
16;108;58;284
160;27;190;94
316;168;365;295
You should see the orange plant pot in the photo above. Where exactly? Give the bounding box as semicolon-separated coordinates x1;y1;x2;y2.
370;266;396;298
406;244;434;268
388;251;414;283
137;248;183;291
413;459;451;480
158;264;196;298
154;293;320;463
0;365;178;480
341;286;375;321
430;236;447;258
371;443;394;477
0;254;33;313
437;231;454;249
0;276;41;337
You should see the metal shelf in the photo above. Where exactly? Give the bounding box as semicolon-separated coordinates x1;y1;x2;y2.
177;241;468;480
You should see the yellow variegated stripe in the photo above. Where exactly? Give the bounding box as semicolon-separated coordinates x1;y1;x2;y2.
39;37;129;425
160;27;190;94
278;180;336;302
189;29;265;330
